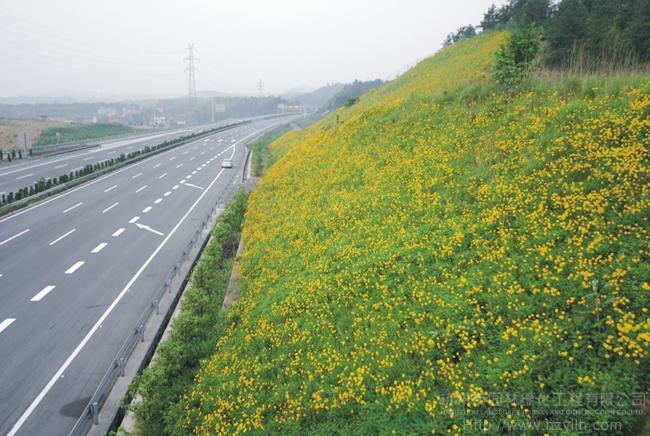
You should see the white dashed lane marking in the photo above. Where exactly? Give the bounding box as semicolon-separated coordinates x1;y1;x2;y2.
129;216;140;224
154;198;162;204
136;185;147;193
0;318;16;333
103;203;119;214
63;203;82;213
0;229;30;246
104;185;117;193
31;286;55;302
49;229;75;246
112;228;125;237
91;243;107;253
142;207;152;213
65;261;85;274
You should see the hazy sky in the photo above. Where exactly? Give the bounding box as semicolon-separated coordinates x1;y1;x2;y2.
1;0;506;101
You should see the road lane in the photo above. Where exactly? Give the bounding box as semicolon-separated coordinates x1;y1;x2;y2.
0;117;293;436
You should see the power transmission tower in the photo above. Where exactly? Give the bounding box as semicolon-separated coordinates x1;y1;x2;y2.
184;44;198;105
258;79;264;98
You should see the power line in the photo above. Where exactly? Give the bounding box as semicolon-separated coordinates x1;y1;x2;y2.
0;12;178;55
0;50;184;78
0;30;183;68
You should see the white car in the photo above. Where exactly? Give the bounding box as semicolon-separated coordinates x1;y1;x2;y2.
221;158;233;168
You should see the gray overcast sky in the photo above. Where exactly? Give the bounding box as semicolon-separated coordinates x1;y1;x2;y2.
0;0;506;100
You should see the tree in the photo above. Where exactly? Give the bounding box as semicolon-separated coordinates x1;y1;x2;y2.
481;5;502;31
493;24;542;85
620;0;650;61
545;0;589;65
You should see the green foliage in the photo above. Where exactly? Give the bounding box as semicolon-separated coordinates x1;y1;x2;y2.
128;188;248;436
344;97;360;108
443;24;478;47
173;31;650;435
35;123;133;147
247;126;290;177
493;25;541;86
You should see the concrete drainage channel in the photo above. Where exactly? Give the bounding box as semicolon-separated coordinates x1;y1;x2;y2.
69;148;252;436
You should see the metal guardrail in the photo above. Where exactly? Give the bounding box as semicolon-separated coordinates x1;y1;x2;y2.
68;127;252;436
0;121;250;217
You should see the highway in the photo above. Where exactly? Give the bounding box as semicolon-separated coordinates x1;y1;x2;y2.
0;121;237;197
0;117;291;436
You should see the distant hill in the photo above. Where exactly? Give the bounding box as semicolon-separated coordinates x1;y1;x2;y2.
321;78;384;111
195;90;235;99
279;84;316;99
289;83;345;107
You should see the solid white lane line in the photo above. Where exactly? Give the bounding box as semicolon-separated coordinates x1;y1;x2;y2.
91;243;107;253
31;286;56;302
103;202;119;213
132;173;142;178
49;229;75;246
112;228;125;237
104;185;117;193
65;261;85;274
153;164;161;168
129;216;140;223
164;191;171;196
176;164;182;168
0;318;16;333
159;173;167;179
63;202;82;213
136;185;147;193
0;229;30;246
54;164;67;169
154;198;163;204
84;157;94;161
16;173;34;180
142;207;152;213
172;185;179;190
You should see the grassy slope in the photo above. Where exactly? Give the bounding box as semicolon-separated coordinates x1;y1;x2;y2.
176;31;650;435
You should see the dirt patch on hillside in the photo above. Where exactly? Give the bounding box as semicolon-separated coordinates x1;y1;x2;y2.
0;119;68;150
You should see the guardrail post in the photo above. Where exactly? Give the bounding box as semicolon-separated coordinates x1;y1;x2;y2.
154;299;159;315
118;357;125;377
137;325;144;342
91;401;99;425
166;278;171;294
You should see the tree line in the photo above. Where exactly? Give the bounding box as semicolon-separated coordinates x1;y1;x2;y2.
445;0;650;68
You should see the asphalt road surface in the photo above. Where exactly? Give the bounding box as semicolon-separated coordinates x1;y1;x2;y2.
0;117;292;436
0;121;241;197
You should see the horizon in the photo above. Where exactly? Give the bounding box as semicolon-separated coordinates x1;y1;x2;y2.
0;0;505;102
